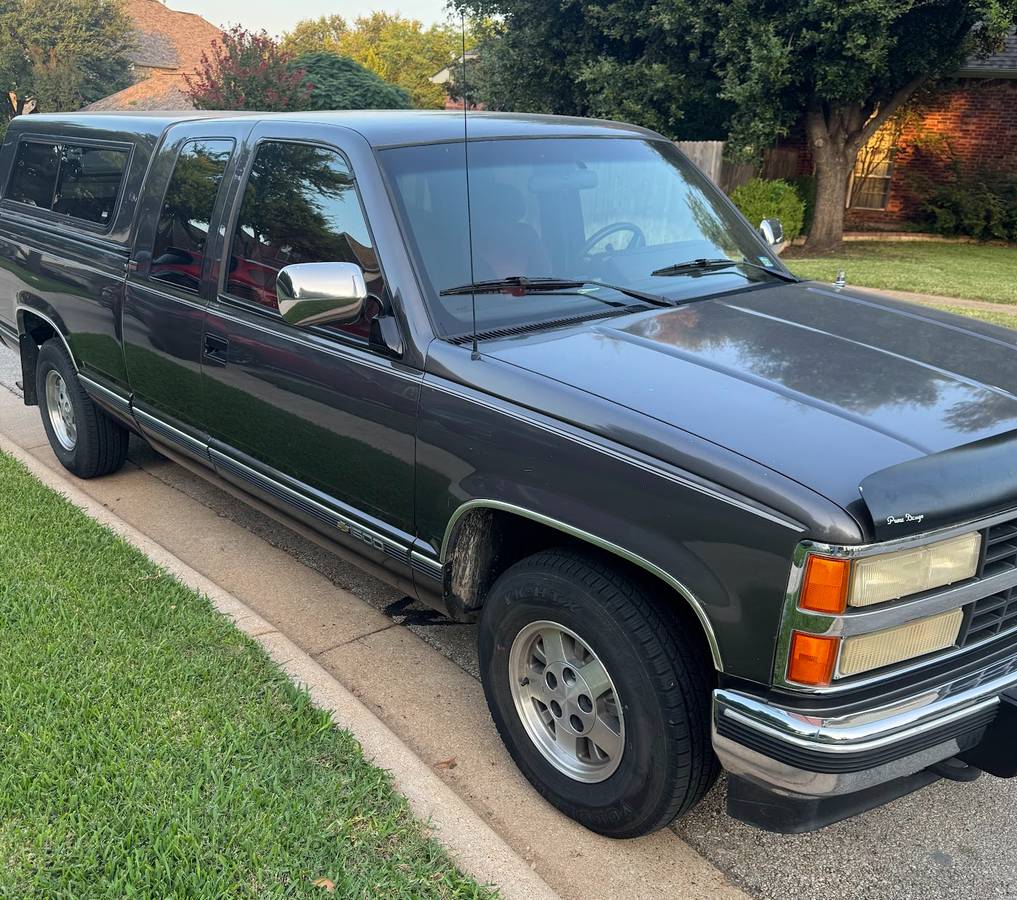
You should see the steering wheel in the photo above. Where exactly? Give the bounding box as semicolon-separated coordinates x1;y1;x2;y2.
584;222;646;256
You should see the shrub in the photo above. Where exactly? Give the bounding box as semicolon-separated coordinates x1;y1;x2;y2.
294;52;412;110
729;178;805;242
788;174;816;234
921;168;1017;242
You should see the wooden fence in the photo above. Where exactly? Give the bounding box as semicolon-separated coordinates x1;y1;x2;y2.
675;140;755;193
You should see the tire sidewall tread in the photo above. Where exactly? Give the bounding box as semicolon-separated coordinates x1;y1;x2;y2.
478;547;718;838
35;340;128;479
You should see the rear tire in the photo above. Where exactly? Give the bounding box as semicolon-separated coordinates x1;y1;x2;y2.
36;339;128;479
478;548;718;838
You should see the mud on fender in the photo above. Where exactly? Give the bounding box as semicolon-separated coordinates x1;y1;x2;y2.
860;429;1017;540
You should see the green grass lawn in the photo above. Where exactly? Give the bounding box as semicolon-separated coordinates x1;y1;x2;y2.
785;240;1017;305
0;452;492;899
939;305;1017;329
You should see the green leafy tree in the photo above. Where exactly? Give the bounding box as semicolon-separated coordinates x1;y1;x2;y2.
282;15;349;55
185;26;312;111
295;52;412;110
453;0;730;138
283;13;469;109
690;0;1017;249
0;0;133;125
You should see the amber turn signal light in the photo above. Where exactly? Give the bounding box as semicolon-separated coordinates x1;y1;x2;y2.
787;631;840;686
800;555;850;614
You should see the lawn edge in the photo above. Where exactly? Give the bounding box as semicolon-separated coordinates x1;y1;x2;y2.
0;435;559;900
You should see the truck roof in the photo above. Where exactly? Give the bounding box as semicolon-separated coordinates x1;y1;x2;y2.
13;110;663;148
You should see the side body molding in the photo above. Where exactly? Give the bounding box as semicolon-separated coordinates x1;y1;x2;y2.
440;498;724;671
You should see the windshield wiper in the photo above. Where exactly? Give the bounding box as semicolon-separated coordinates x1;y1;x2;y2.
439;275;677;309
651;258;798;282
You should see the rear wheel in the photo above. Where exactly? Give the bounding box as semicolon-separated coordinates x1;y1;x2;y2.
36;339;129;478
478;548;718;838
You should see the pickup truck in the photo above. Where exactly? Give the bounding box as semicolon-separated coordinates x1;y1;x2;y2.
3;110;1017;837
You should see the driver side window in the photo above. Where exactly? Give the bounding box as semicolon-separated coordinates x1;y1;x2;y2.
225;141;381;339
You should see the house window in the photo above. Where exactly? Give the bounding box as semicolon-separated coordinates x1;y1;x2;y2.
849;130;896;211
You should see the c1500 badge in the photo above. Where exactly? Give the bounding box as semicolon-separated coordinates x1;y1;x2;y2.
886;513;925;526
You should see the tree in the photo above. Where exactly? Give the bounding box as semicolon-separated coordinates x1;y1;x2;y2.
295;52;412;110
1;0;133;126
281;15;348;56
185;26;312;111
693;0;1017;250
453;0;730;138
283;13;469;108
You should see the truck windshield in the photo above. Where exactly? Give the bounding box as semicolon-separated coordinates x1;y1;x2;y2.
380;137;786;337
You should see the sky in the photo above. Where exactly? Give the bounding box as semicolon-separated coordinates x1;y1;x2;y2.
168;0;455;38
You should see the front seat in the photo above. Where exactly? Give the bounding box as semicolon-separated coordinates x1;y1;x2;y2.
473;182;551;279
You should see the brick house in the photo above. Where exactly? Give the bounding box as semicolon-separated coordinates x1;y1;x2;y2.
766;32;1017;229
84;0;221;111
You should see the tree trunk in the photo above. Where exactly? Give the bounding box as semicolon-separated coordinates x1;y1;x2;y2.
806;147;851;253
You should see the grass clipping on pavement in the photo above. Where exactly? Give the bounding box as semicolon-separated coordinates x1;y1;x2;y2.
0;452;493;899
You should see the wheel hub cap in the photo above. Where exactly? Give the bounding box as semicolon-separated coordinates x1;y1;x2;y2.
509;620;625;782
45;370;77;451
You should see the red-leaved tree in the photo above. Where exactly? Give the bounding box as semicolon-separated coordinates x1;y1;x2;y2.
185;26;312;111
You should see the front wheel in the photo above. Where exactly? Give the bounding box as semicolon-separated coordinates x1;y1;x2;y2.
478;548;718;838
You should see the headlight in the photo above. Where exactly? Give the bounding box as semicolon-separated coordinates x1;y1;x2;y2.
799;532;981;614
838;608;963;677
848;533;981;608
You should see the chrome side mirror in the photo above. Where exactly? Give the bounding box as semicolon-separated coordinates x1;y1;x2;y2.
277;262;367;328
759;218;785;247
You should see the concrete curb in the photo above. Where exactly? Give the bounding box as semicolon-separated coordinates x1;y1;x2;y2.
0;434;559;900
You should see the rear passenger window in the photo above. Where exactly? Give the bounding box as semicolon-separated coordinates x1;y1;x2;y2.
6;140;129;227
150;139;234;292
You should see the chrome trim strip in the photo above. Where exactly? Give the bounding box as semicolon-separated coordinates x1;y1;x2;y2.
15;305;77;371
720;695;997;753
208;447;413;562
78;374;130;414
410;549;444;580
425;379;804;533
773;510;1017;693
715;653;1017;752
134;408;207;457
799;566;1017;639
440;498;724;671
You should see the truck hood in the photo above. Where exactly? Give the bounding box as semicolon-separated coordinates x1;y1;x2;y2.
485;282;1017;523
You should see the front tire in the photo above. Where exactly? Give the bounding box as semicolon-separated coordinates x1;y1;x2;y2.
36;339;129;479
478;548;718;838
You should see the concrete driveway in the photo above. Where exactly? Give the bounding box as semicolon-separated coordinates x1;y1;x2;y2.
2;344;1014;899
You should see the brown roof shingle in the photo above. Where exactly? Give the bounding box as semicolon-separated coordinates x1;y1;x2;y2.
123;0;221;73
83;74;194;111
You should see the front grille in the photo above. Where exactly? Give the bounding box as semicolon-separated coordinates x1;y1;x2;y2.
961;519;1017;647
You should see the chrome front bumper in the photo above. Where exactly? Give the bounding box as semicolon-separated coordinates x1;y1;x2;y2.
713;654;1017;828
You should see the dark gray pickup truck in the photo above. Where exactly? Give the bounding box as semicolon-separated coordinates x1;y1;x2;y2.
4;110;1017;837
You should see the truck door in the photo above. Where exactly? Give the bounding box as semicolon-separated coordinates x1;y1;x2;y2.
123;121;250;460
200;122;420;574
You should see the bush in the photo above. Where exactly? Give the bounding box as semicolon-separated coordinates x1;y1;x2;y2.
788;175;816;234
729;178;805;242
294;52;412;110
921;168;1017;242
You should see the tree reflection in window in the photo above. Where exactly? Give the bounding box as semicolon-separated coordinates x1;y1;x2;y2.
227;142;381;337
151;139;235;292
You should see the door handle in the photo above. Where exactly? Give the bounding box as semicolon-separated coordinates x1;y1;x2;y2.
203;334;229;366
